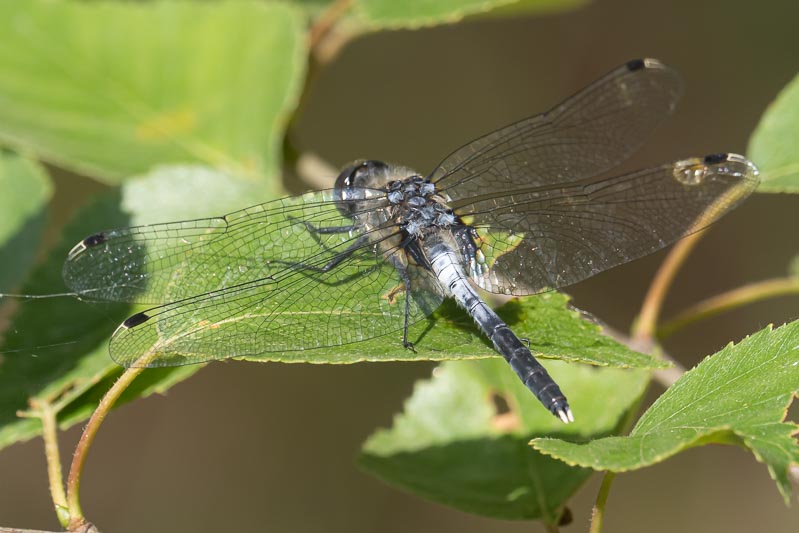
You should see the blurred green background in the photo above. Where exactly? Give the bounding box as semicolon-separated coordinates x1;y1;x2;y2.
1;0;798;531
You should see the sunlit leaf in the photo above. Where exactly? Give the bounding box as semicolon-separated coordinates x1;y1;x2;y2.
532;321;799;503
748;71;799;193
0;0;306;192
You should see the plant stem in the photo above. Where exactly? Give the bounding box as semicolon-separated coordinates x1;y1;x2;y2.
65;365;145;529
589;472;616;533
633;231;705;341
36;400;70;526
657;277;799;339
308;0;353;60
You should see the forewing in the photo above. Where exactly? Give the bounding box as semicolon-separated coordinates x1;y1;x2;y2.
64;191;359;305
429;59;682;201
466;154;759;295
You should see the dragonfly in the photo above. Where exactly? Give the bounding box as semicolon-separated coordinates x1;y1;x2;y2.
63;58;759;423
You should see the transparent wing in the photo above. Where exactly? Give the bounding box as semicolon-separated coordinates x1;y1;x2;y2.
465;154;759;296
429;59;683;201
63;191;445;366
64;191;361;304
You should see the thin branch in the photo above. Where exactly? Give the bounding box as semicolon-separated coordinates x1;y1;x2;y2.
602;325;686;389
589;472;616;533
651;349;687;389
308;0;353;63
657;277;799;339
27;399;70;528
65;365;145;530
633;231;706;342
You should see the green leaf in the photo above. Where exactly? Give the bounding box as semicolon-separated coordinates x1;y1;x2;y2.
0;150;52;292
360;358;650;521
122;164;268;224
354;0;587;28
748;71;799;193
0;166;264;451
532;321;799;503
0;0;306;191
239;292;669;369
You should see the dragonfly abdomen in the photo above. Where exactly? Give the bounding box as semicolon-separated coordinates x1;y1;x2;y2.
427;242;573;423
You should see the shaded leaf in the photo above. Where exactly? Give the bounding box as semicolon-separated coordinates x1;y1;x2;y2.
0;0;306;192
0;166;265;451
748;71;799;193
532;321;799;503
0;151;52;292
0;190;135;451
360;358;650;521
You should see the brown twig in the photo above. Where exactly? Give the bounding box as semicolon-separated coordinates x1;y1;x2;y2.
633;231;706;342
657;277;799;339
308;0;353;62
65;365;145;530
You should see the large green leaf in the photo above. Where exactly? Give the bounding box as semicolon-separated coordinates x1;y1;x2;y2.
748;71;799;193
0;0;306;191
532;321;799;503
354;0;588;28
0;162;664;451
360;358;650;521
0;150;52;292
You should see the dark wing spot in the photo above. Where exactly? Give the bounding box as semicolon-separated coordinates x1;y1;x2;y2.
122;312;150;329
703;153;729;165
82;232;107;247
626;58;646;71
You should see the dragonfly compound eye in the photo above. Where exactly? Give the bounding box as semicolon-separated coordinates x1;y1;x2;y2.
333;160;389;217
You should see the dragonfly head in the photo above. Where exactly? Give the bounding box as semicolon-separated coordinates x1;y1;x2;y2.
334;160;389;218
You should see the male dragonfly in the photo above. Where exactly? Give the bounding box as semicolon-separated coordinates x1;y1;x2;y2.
64;59;759;422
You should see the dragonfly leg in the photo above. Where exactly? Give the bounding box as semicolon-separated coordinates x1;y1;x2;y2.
272;235;368;274
288;215;355;235
400;269;416;353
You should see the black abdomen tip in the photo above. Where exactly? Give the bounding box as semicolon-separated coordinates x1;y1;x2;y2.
703;153;729;165
82;232;107;247
123;312;150;328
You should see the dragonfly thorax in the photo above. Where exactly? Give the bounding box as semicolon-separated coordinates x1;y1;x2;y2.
386;175;457;237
